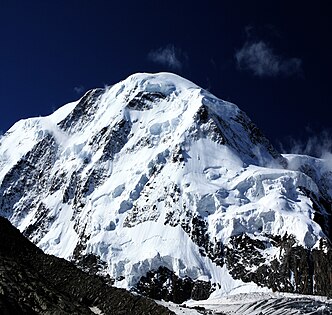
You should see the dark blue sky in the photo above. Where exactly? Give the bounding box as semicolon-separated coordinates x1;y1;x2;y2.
1;1;331;155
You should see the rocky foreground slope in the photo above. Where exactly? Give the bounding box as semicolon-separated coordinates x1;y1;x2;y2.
0;216;173;314
0;72;331;302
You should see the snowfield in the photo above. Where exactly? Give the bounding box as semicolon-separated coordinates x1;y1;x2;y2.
160;292;332;315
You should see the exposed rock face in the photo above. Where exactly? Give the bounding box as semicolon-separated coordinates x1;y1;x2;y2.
58;88;105;133
225;234;332;297
0;217;173;315
0;134;57;219
136;266;212;304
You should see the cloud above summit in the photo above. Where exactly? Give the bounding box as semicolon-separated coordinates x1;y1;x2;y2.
74;86;84;94
148;45;187;70
235;40;302;77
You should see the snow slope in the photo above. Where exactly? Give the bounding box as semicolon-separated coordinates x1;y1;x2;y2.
0;72;331;299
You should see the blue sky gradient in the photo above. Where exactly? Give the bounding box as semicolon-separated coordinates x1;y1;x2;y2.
1;1;331;155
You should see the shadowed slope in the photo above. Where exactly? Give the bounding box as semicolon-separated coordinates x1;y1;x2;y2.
0;217;173;315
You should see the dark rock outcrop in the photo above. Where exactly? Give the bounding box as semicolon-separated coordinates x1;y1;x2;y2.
127;91;166;111
0;134;57;219
136;266;212;304
225;233;332;297
58;88;105;133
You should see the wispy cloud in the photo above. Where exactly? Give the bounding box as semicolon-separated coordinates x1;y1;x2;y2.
74;86;84;94
279;129;332;158
148;45;186;70
278;129;332;172
235;40;302;77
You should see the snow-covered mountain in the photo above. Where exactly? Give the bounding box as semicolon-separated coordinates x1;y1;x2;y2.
0;72;331;302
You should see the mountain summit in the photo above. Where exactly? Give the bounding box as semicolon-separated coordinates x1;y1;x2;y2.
0;73;331;301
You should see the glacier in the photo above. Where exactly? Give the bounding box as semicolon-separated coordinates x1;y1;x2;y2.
0;72;331;301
